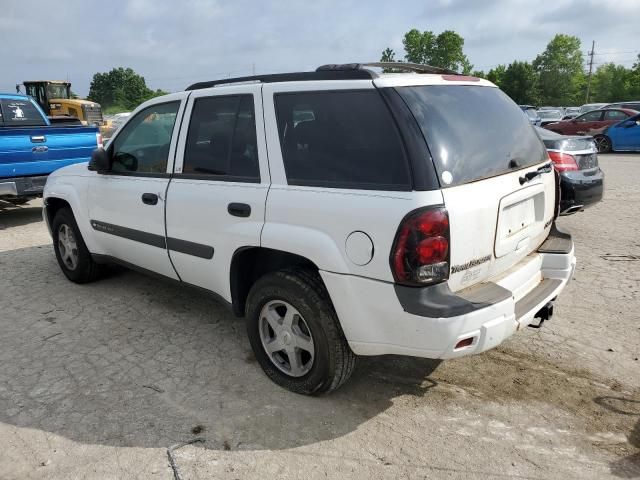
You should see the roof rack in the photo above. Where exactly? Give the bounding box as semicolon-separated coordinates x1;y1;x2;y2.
317;62;459;75
186;69;373;91
186;61;459;90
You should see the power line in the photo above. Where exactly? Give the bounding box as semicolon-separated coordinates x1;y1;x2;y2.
590;50;639;56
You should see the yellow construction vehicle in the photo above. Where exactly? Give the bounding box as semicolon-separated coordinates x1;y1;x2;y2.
18;80;104;127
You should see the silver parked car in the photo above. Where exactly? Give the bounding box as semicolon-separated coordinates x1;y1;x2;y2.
520;105;541;126
537;109;564;126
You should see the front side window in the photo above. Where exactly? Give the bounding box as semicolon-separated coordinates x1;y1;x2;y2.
0;99;47;127
274;90;410;190
577;111;602;122
182;95;259;181
110;101;179;174
604;110;629;121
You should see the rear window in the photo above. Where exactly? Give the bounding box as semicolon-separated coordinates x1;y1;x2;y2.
274;90;411;191
0;99;47;127
398;86;547;187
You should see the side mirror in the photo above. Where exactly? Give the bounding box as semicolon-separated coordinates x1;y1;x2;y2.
88;147;110;173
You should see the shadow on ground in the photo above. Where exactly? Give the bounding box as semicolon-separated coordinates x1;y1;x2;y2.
1;244;639;474
595;397;640;478
0;203;44;229
0;245;442;452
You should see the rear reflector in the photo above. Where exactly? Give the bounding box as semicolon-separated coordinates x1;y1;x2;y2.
548;151;578;172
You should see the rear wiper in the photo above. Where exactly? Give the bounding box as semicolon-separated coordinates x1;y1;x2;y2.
519;163;553;185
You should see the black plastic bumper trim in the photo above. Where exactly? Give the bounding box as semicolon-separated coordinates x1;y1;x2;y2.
394;281;512;318
514;279;562;319
537;223;573;254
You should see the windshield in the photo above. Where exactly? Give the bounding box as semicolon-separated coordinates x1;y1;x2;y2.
397;85;547;188
524;109;538;119
46;84;70;99
581;104;606;113
538;110;562;119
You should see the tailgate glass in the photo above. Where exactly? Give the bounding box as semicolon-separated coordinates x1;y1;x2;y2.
397;85;547;187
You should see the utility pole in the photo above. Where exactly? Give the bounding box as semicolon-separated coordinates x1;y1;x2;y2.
585;40;595;103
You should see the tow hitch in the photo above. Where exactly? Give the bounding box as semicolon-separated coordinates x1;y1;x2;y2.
528;302;554;329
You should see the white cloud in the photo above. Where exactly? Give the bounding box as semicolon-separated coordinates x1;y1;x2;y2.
1;0;637;96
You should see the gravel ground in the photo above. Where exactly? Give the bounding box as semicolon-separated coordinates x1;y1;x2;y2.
0;154;638;479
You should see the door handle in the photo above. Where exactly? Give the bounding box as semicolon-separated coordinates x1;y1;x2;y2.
228;202;251;217
30;135;46;143
141;193;159;205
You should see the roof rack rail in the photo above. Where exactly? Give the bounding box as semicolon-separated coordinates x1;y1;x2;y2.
186;69;374;91
186;61;460;90
316;62;459;75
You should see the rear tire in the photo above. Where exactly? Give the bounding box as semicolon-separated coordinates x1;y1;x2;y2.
594;135;612;153
52;207;103;283
245;268;356;395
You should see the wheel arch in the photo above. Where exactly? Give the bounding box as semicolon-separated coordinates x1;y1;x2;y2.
229;247;322;317
44;188;100;253
594;133;613;153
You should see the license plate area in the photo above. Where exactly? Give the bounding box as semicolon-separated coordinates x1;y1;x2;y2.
495;185;545;258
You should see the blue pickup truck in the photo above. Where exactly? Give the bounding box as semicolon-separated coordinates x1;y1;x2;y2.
0;93;100;204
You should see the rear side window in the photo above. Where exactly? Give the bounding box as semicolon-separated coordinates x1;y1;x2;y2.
0;99;46;127
604;110;629;121
398;86;547;187
275;90;410;191
577;111;603;122
182;95;259;181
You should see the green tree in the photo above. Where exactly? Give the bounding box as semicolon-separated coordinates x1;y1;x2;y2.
381;28;472;73
88;67;165;110
533;34;584;105
380;47;396;63
486;65;506;88
591;63;630;102
501;61;540;105
626;54;640;99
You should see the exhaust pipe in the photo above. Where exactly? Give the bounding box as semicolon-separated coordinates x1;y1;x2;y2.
560;205;584;216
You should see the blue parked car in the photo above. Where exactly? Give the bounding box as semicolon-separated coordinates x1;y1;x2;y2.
0;93;101;204
594;113;640;153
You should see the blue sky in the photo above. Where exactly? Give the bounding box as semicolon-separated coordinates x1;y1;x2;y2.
2;0;638;97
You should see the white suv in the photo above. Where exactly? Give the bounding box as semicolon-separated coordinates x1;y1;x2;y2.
43;63;576;395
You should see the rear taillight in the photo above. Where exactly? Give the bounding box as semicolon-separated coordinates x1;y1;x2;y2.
96;133;103;149
391;207;450;285
548;151;578;172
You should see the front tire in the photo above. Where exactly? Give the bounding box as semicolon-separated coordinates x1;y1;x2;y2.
594;135;612;153
52;207;102;283
245;268;356;395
